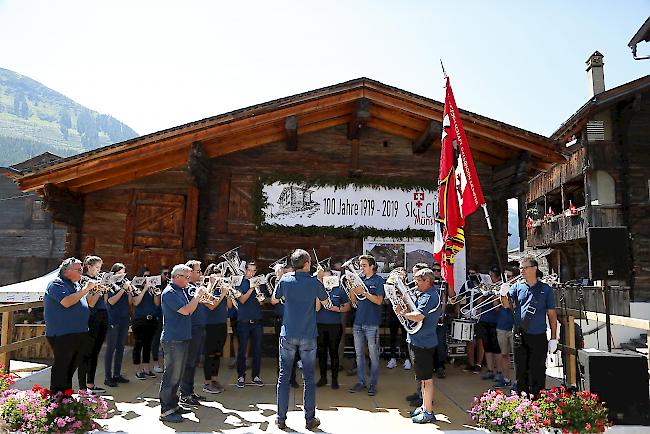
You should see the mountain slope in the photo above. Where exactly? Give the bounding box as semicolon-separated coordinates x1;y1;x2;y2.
0;67;138;167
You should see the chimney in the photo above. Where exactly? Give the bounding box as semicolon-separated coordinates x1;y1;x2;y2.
586;51;605;97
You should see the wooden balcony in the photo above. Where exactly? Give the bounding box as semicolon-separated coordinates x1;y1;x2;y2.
526;205;622;248
528;147;587;202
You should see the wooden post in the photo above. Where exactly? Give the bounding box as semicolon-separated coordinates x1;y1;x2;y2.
0;311;14;373
566;314;576;385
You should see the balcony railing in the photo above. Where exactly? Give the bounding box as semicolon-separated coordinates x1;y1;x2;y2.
526;205;622;248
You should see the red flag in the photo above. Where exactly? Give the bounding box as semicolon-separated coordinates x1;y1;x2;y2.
434;76;486;289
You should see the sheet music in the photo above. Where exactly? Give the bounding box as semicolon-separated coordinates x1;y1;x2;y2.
323;275;340;290
249;275;267;287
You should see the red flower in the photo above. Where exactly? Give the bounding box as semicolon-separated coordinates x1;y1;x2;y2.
31;385;42;392
64;388;73;396
556;408;563;414
586;423;592;431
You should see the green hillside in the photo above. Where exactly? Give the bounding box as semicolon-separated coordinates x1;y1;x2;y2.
0;67;137;167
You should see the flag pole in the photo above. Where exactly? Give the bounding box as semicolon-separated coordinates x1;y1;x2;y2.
481;203;505;276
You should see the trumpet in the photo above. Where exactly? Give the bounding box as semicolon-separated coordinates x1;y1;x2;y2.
339;256;370;308
80;274;111;295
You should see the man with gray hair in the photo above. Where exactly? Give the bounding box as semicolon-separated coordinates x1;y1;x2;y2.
273;249;329;430
44;257;96;393
159;264;207;423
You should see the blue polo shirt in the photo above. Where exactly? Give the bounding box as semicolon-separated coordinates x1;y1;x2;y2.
44;274;89;336
353;273;385;327
275;271;328;338
479;304;499;324
509;281;555;335
205;296;228;325
274;301;285;317
317;286;348;325
161;283;192;342
183;284;207;328
407;287;441;348
236;279;262;322
134;290;158;319
497;306;514;331
106;284;130;326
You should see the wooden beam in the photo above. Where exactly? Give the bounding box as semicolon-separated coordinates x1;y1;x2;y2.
412;120;442;154
366;118;420;140
285;116;298;151
349;138;360;177
187;141;211;187
347;98;371;140
183;185;199;251
42;183;84;227
370;103;429;131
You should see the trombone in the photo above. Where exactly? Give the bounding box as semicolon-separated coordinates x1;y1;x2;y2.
459;274;525;318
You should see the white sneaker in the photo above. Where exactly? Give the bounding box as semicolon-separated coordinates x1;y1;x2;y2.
386;358;397;369
297;360;303;370
403;359;412;370
153;366;164;373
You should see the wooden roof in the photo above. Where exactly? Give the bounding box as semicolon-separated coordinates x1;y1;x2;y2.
11;77;563;194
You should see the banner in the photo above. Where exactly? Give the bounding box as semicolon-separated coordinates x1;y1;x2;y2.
262;182;437;231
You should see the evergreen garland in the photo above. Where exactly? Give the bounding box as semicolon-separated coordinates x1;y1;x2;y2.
253;174;437;240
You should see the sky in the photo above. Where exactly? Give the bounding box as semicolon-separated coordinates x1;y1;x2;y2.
0;1;648;137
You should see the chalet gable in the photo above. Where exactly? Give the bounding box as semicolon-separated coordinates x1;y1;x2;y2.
10;77;563;194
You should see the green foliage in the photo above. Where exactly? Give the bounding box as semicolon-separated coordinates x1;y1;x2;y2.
0;67;138;167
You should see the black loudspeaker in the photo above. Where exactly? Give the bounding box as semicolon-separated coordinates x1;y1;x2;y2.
588;227;631;281
578;349;650;425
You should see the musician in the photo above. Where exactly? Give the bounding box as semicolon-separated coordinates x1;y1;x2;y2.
179;260;209;407
397;268;442;424
495;266;516;389
273;249;329;430
202;264;232;394
476;266;502;381
151;266;169;374
500;257;557;397
44;258;93;394
132;268;161;380
460;265;481;373
405;263;429;408
159;264;205;423
104;262;132;387
78;255;108;394
430;263;451;379
386;267;408;371
271;262;299;388
235;260;265;388
316;268;350;389
348;254;385;397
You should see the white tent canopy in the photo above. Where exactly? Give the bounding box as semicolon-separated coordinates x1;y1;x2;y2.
0;269;58;303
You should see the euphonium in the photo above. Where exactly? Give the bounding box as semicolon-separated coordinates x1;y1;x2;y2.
339;256;370;308
385;270;423;334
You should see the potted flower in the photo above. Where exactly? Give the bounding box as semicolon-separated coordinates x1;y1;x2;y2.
0;386;108;433
536;386;610;434
469;389;543;434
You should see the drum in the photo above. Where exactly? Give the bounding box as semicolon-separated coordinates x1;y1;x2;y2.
451;319;475;341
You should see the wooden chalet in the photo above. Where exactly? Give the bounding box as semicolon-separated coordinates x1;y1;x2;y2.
9;78;563;275
523;52;650;300
0;152;65;285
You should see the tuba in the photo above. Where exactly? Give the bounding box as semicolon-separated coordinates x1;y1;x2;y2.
385;270;423;334
339;256;370;308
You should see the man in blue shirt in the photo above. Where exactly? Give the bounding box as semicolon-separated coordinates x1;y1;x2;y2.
273;249;329;430
477;267;502;381
159;264;206;423
399;268;441;424
235;260;265;388
179;260;209;407
348;254;385;397
500;257;557;397
44;258;94;394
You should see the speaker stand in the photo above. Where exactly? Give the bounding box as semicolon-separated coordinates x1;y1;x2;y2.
602;279;612;352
